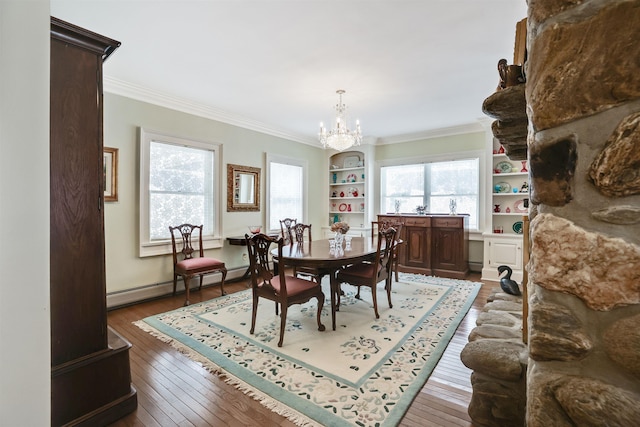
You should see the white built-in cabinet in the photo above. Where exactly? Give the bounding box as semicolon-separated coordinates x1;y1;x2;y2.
482;145;529;282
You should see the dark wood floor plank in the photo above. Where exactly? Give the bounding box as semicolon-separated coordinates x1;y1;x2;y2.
107;275;490;426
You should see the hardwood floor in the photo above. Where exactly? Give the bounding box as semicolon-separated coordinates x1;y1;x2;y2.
107;273;492;426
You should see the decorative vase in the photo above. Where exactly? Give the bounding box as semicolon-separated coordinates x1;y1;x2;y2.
494;204;501;213
334;232;344;247
521;161;528;173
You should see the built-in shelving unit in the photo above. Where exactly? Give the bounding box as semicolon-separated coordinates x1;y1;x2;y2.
482;147;529;282
324;149;371;237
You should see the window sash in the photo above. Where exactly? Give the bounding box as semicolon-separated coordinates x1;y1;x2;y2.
139;129;222;257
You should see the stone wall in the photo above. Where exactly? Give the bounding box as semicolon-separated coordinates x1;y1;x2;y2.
526;0;640;425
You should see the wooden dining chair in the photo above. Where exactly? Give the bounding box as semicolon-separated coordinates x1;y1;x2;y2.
245;233;326;347
288;223;322;282
372;220;403;281
337;227;397;319
279;218;297;245
169;223;227;306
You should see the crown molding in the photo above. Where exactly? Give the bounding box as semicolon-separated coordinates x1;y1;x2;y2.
103;76;318;146
104;76;485;148
376;122;486;145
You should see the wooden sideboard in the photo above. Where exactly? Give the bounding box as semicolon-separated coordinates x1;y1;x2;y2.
378;214;469;279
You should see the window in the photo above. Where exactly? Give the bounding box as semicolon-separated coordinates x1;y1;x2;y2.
266;154;307;232
380;155;480;230
139;129;222;257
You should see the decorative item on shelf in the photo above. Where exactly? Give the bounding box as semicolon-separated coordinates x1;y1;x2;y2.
506;207;511;213
513;188;519;193
332;172;337;183
319;90;362;152
339;203;347;212
512;221;523;234
331;164;340;169
331;203;337;211
346;173;357;182
394;199;401;214
495;161;512;174
449;198;457;215
348;187;358;197
333;214;340;224
331;190;338;197
340;191;345;197
493;225;504;234
514;199;528;213
357;160;364;167
521;161;528;173
520;181;529;193
415;205;427;215
494;204;501;213
347;204;352;212
359;203;365;212
495;182;511;193
248;225;261;234
498;145;505;154
343;155;360;168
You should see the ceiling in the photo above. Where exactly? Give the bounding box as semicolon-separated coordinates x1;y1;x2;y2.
50;0;527;146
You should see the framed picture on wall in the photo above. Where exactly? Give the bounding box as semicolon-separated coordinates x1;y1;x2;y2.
103;147;118;202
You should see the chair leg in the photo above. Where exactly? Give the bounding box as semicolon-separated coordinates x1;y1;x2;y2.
355;286;362;299
250;292;258;335
394;258;399;282
316;293;326;332
219;268;227;296
278;305;287;347
172;274;178;296
386;277;393;309
371;285;380;319
183;275;191;306
198;274;204;291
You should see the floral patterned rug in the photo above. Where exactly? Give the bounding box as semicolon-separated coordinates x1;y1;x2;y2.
135;273;481;427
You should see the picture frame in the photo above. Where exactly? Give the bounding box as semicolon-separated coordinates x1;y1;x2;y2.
103;147;118;202
227;163;260;212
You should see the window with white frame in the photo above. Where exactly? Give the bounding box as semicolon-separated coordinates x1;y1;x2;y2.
139;129;222;257
267;155;307;232
380;156;480;230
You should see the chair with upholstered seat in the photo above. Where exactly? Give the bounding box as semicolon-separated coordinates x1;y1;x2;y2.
245;233;325;347
337;227;397;319
372;220;403;281
279;218;297;245
169;223;227;306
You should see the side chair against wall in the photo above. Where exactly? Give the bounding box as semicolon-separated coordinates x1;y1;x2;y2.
372;220;403;282
245;233;325;347
337;227;397;319
169;224;227;306
279;217;297;245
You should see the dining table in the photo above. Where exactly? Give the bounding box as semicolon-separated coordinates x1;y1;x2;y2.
271;236;383;331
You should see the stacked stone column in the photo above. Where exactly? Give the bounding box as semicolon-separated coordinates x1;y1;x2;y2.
526;0;640;425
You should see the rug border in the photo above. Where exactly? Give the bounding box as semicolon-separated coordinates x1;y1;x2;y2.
135;276;482;427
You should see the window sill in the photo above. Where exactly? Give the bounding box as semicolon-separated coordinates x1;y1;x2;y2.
139;236;223;257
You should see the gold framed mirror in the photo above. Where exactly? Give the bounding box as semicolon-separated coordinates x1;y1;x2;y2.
227;163;260;212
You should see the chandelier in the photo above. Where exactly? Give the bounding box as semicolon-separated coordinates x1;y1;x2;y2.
319;89;362;151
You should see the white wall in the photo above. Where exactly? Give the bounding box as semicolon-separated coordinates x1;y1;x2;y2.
0;1;51;424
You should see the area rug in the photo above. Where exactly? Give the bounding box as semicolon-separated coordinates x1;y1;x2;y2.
135;273;481;427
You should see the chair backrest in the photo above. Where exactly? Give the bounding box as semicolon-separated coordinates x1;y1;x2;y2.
245;233;288;298
290;223;312;244
373;227;398;281
372;220;403;239
169;224;204;264
279;218;297;244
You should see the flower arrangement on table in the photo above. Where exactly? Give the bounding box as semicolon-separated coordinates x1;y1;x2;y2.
331;221;350;234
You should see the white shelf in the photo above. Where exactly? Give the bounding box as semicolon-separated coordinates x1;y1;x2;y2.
493;212;527;216
493;172;527;177
493;192;528;196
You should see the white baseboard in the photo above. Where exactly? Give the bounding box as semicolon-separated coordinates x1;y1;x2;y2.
106;267;246;309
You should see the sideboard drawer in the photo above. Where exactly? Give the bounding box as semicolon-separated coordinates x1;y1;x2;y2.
432;217;462;228
405;217;431;227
